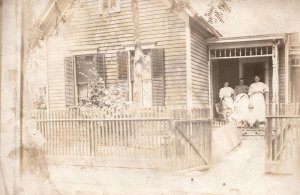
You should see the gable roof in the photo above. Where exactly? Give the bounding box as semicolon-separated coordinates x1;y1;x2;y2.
36;0;221;40
35;0;74;38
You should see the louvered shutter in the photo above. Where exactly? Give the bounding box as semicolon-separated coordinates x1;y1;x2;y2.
151;49;164;106
94;53;106;83
64;56;76;107
111;0;117;7
103;0;109;9
117;51;129;100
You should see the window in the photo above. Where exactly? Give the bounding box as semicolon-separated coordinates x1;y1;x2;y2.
64;53;105;107
116;49;165;107
99;0;120;13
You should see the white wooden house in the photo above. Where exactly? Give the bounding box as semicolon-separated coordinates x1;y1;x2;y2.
27;0;300;173
35;0;300;116
36;0;221;110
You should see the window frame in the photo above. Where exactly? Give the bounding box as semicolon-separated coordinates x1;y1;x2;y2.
73;53;105;105
118;47;164;107
99;0;120;14
124;43;157;103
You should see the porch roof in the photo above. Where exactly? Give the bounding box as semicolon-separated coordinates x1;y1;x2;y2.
207;33;287;49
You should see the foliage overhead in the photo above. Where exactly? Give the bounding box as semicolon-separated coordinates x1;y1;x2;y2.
168;0;192;13
204;0;232;24
168;0;232;24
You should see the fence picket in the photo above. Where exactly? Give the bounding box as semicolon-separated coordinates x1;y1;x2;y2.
34;107;212;170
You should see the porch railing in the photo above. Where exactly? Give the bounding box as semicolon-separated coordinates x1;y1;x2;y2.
33;107;212;170
266;102;300;115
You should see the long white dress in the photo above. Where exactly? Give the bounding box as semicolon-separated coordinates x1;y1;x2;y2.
232;93;250;122
232;85;250;122
219;87;234;116
247;82;269;124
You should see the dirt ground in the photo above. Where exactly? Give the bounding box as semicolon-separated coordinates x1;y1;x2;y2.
19;138;299;195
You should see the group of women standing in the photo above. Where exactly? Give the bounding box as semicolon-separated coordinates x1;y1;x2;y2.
219;76;269;129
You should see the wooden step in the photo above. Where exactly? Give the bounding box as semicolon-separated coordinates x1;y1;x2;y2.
239;127;265;139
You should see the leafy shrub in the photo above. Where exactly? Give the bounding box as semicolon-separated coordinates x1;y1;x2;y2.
79;70;128;113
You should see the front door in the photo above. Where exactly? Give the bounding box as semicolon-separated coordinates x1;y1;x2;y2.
243;62;266;86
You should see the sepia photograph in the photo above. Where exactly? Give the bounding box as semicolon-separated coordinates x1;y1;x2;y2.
0;0;300;194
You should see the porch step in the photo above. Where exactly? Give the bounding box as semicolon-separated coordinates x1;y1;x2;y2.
240;128;265;140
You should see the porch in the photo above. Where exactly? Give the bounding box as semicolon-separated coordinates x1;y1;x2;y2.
207;33;293;120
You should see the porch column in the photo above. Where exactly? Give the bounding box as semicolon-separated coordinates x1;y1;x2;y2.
272;41;280;103
208;50;213;118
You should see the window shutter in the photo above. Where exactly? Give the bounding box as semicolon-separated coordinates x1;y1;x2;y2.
117;51;129;100
103;0;108;9
117;51;128;80
151;49;164;106
64;56;76;107
111;0;116;7
94;53;106;83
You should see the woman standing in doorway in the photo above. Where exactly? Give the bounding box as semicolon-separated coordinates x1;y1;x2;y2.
248;75;269;129
219;81;234;122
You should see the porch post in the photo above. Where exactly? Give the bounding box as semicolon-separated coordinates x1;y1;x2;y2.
272;41;280;103
208;50;213;118
284;35;290;104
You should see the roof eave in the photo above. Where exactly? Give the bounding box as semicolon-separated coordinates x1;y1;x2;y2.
207;33;287;44
162;0;221;38
190;14;222;38
35;0;74;38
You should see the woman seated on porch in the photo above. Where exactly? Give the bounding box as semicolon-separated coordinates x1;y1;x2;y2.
231;78;250;127
247;75;269;130
219;81;234;122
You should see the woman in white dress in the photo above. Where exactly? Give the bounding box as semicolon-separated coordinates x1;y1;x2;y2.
248;75;269;128
232;78;250;127
219;82;234;121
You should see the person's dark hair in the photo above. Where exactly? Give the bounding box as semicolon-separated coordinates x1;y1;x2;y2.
255;75;260;79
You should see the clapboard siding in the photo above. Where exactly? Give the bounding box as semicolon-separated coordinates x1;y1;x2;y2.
190;24;209;106
47;33;71;110
46;0;187;109
139;0;187;106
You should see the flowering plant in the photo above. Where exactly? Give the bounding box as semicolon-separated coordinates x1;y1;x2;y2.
79;70;128;113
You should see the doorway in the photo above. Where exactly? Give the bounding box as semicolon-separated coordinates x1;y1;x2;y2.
242;62;266;86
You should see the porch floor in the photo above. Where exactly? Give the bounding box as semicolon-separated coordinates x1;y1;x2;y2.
21;139;300;195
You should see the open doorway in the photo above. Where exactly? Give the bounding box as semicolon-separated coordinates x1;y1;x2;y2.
243;62;266;86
